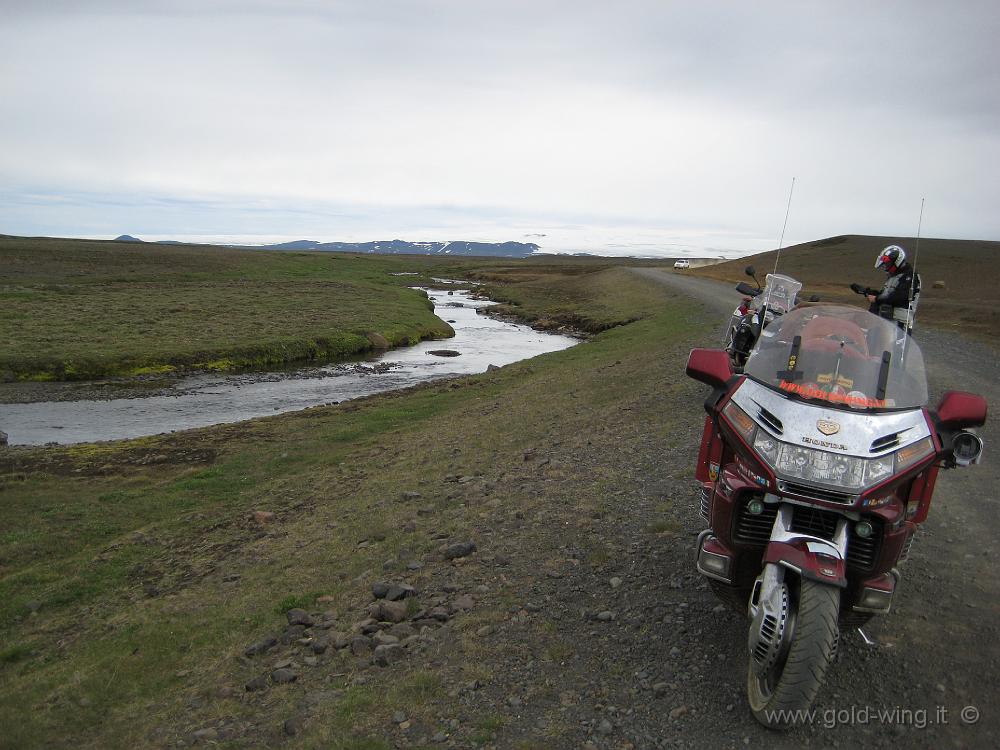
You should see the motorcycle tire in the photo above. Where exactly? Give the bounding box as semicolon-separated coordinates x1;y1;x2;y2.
747;578;840;728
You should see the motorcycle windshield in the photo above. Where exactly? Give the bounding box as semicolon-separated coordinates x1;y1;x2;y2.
758;274;803;315
743;304;928;411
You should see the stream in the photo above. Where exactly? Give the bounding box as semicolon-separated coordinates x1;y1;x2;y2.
0;288;579;446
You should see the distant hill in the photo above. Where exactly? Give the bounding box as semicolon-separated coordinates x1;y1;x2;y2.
113;234;143;242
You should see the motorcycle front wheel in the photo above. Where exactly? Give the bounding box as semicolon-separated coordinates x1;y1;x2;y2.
747;578;840;728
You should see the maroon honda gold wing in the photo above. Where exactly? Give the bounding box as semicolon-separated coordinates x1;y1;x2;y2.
686;304;986;728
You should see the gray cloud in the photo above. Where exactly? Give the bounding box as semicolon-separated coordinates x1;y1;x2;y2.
2;0;998;253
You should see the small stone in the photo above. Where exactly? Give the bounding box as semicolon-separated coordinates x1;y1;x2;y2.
507;696;522;708
271;668;298;684
596;611;615;622
388;623;416;639
669;647;681;657
370;600;408;623
244;636;278;657
279;624;307;644
283;716;305;736
652;682;669;697
428;606;450;622
372;643;404;667
303;656;319;667
476;625;493;637
393;711;408;724
286;608;315;627
669;705;689;720
245;675;268;692
451;595;475;611
610;577;623;589
351;636;373;656
311;636;330;654
406;561;424;571
386;583;417;601
432;731;447;743
444;542;477;560
192;727;218;743
372;582;391;599
401;491;422;501
252;510;276;524
372;631;400;647
597;718;613;735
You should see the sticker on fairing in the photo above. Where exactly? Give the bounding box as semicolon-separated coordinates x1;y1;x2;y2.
708;462;720;481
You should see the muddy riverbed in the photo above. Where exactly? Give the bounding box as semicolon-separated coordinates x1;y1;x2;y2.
0;289;579;445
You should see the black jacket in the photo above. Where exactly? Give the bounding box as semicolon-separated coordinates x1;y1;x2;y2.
869;262;920;314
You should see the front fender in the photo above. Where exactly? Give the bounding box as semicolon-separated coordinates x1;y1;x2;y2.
763;539;847;588
763;504;850;588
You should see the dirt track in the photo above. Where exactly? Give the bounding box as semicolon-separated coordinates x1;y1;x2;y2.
624;267;1000;748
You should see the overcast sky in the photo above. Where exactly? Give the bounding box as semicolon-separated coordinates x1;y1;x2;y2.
2;0;998;256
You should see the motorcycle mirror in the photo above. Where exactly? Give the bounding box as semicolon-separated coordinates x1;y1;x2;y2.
936;390;988;430
744;265;756;277
809;294;820;302
686;348;733;389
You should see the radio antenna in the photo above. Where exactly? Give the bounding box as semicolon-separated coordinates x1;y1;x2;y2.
757;177;796;339
910;197;925;292
903;198;925;344
772;176;796;276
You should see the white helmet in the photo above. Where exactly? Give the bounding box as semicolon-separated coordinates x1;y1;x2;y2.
874;245;906;272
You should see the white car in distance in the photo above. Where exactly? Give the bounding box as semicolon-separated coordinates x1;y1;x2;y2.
673;259;690;269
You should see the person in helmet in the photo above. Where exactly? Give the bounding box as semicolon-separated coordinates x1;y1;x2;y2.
867;244;921;332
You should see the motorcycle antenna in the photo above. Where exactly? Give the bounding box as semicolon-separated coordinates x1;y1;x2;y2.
758;177;796;326
772;176;796;276
900;198;925;359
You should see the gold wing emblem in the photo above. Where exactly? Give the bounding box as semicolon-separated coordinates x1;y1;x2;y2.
817;420;841;436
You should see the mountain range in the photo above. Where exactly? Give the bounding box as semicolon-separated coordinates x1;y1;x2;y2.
113;235;538;257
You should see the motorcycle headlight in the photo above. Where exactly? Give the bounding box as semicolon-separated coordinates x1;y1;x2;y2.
751;437;931;493
864;454;894;485
771;443;867;489
753;432;781;464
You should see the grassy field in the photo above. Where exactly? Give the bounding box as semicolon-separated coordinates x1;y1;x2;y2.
688;234;1000;341
0;255;705;748
0;236;492;380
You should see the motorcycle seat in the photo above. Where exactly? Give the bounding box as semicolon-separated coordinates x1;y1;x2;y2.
800;317;869;358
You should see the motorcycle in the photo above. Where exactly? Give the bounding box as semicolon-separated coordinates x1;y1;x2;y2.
724;266;804;371
686;303;986;727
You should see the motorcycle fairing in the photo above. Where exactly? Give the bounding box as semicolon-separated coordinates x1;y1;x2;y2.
730;378;931;458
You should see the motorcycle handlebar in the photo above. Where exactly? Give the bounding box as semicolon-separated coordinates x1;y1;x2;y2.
850;283;877;296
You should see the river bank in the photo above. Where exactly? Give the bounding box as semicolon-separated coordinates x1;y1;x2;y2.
0;289;579;445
